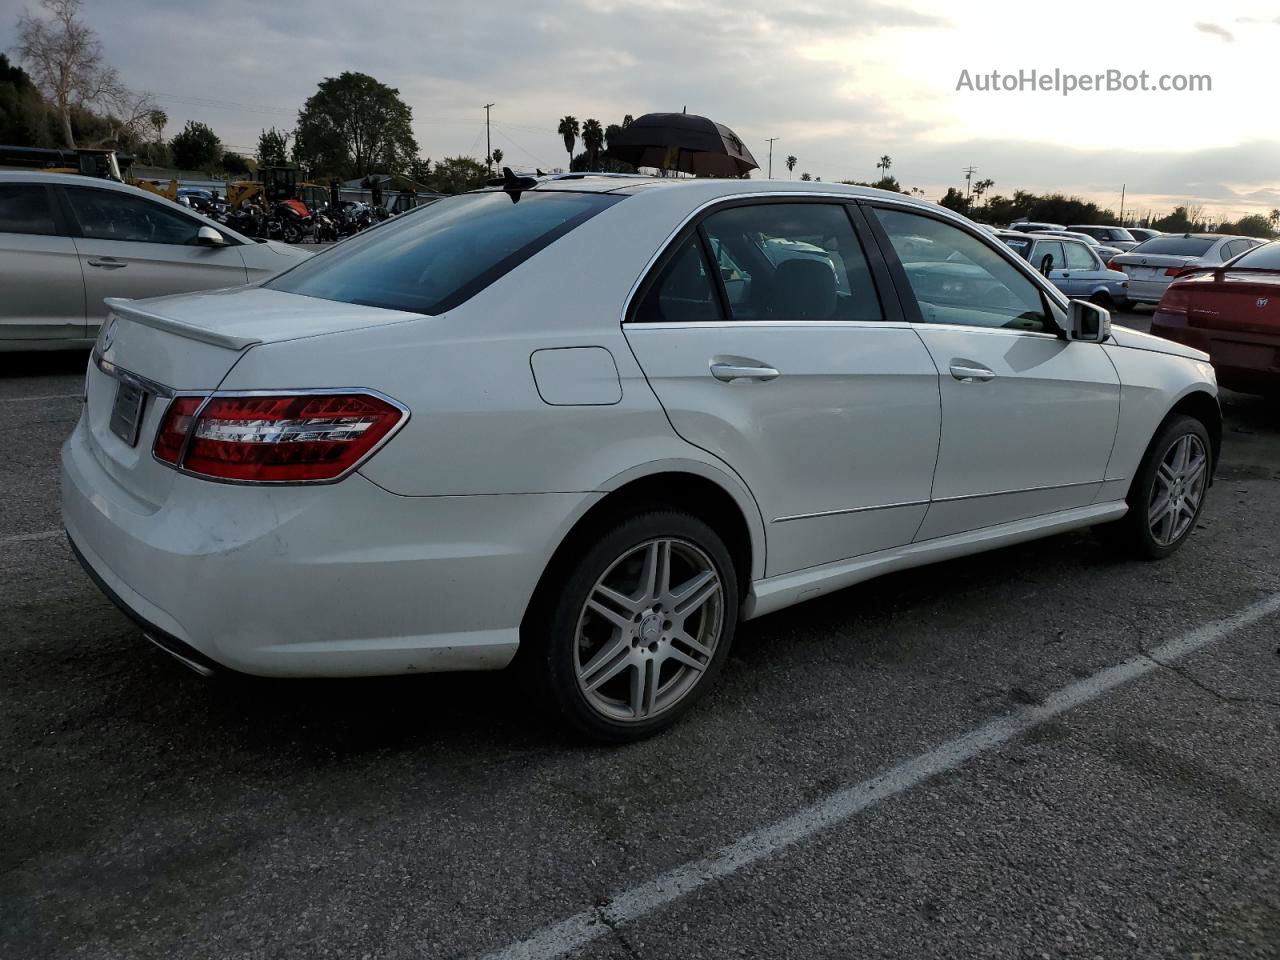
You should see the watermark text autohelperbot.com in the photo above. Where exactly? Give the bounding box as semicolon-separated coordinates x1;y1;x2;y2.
956;68;1211;96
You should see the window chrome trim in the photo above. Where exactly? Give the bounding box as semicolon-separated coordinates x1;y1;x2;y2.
626;319;913;332
93;346;178;399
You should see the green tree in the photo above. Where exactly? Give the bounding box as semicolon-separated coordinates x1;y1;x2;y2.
0;54;48;146
490;147;503;168
799;172;812;181
621;114;634;128
1226;214;1274;238
876;154;892;178
557;116;579;168
256;127;290;166
294;72;418;179
939;187;970;214
1152;206;1194;233
17;0;149;148
785;154;796;178
221;151;250;176
581;118;604;170
1270;208;1280;229
429;156;488;194
170;120;221;171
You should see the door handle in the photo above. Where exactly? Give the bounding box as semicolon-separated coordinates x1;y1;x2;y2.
710;361;780;382
949;361;995;383
87;258;127;269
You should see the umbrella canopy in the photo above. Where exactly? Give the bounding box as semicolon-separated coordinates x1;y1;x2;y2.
605;112;758;178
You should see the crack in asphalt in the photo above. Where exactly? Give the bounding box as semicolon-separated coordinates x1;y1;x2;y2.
1141;649;1280;709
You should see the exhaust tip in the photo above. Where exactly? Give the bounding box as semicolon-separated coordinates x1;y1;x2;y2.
144;633;218;678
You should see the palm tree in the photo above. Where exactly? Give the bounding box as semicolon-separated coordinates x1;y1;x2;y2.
557;116;580;169
785;155;796;179
876;154;892;178
581;118;604;170
800;172;812;182
972;178;995;208
491;148;503;168
1270;208;1280;229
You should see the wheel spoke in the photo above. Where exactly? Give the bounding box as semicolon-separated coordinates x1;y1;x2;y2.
586;594;634;632
637;540;671;603
1170;436;1190;473
629;659;646;717
663;645;705;673
672;570;720;619
580;635;632;690
594;581;643;614
1185;455;1208;488
1148;494;1172;524
671;628;713;658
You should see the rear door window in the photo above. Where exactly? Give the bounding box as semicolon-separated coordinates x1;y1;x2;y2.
1064;242;1097;270
699;202;883;322
267;190;622;315
1228;241;1280;269
0;183;58;236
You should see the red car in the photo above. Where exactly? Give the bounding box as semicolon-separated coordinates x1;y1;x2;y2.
1151;240;1280;396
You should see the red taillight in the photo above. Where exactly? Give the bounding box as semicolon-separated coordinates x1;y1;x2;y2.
153;396;202;465
1165;266;1186;277
1106;258;1120;270
153;392;406;483
1157;283;1190;318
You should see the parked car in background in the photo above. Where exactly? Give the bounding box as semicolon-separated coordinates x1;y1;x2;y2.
63;176;1220;742
0;172;310;350
1109;233;1265;307
1000;232;1130;308
1127;227;1162;243
1067;224;1138;251
1151;240;1280;395
1008;220;1066;233
1048;229;1124;262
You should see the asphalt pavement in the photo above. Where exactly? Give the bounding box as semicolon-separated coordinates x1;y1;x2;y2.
2;306;1278;960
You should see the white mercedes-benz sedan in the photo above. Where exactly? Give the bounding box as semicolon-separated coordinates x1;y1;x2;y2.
62;174;1220;741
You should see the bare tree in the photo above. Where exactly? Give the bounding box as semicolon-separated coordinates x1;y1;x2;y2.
17;0;151;148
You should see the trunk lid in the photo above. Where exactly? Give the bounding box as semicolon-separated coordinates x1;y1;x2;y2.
1110;252;1199;282
1185;270;1280;335
84;288;422;507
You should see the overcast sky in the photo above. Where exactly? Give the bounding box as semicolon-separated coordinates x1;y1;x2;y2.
5;0;1279;219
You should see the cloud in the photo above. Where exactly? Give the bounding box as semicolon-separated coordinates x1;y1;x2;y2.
1194;21;1235;42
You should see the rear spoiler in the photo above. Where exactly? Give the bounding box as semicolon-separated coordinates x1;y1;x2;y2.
104;298;262;352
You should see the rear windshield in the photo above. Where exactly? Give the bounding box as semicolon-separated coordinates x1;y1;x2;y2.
1130;237;1215;256
1227;241;1280;269
266;190;622;314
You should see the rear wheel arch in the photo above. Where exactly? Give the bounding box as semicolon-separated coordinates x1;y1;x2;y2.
521;469;760;634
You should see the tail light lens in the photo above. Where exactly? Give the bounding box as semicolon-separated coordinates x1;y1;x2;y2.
1165;265;1187;277
1106;258;1120;270
1156;283;1190;318
153;391;406;483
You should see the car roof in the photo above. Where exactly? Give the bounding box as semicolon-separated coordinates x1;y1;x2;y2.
0;170;147;192
480;172;929;205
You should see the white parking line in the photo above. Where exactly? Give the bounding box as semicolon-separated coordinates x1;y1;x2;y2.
0;393;82;403
1;529;62;545
480;590;1280;960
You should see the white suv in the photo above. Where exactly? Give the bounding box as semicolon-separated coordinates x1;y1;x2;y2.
63;177;1220;741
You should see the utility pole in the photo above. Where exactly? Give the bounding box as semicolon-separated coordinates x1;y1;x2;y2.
766;137;778;178
484;103;495;175
963;165;977;202
1119;183;1126;225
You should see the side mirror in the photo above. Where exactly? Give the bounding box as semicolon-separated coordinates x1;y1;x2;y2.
196;225;226;247
1066;298;1110;343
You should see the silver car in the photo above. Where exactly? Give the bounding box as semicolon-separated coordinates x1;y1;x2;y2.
1000;232;1130;308
1049;229;1124;262
1110;233;1265;306
0;172;310;350
1067;224;1139;252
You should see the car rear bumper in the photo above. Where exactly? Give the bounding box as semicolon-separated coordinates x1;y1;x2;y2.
61;415;597;677
1124;277;1171;303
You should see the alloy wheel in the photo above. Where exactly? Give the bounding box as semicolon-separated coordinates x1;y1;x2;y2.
1148;433;1208;546
573;537;724;723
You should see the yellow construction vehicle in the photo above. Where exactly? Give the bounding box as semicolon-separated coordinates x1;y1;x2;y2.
0;144;181;199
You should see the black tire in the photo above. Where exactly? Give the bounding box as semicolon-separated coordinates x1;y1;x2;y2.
1095;414;1212;560
521;509;739;743
1089;292;1112;309
282;223;302;244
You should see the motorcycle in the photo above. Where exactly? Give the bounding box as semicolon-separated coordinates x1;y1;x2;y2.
273;198;313;245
